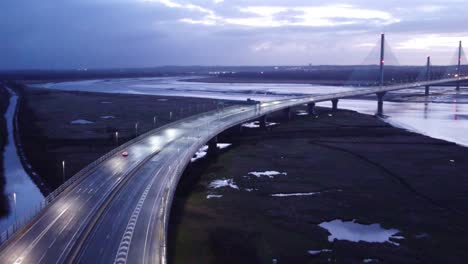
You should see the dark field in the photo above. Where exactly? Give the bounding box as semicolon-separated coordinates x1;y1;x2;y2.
169;107;468;264
16;86;232;190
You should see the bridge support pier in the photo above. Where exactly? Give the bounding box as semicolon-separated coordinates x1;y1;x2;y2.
307;103;316;115
332;99;339;111
238;124;243;134
283;107;291;120
207;136;218;156
259;115;267;129
376;92;386;116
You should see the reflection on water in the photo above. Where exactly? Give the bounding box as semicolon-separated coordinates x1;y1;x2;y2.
33;77;359;101
318;99;468;147
0;88;43;233
33;78;468;147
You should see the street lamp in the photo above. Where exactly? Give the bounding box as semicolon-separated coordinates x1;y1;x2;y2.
153;116;157;127
62;160;66;183
115;131;119;145
135;122;139;136
12;192;17;224
169;111;173;120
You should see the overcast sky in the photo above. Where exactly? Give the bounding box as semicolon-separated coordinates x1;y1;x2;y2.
1;0;468;69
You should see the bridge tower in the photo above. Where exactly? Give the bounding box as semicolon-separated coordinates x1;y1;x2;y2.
380;33;385;87
375;33;386;116
456;41;462;90
425;56;431;96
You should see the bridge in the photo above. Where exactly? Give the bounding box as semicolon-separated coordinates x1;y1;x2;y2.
0;34;467;264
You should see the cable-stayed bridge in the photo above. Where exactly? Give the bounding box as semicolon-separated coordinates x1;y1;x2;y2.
0;34;467;264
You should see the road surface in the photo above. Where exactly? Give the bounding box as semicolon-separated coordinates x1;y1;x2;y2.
0;77;466;264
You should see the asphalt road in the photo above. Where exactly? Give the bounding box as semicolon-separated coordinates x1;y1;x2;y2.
0;77;465;264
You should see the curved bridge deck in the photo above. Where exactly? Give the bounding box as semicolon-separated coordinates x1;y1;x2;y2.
0;77;466;264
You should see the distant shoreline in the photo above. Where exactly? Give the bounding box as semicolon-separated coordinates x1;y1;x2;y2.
184;76;468;87
183;77;356;86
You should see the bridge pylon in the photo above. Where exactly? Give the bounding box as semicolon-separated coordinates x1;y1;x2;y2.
425;56;431;96
457;40;462;91
380;33;385;87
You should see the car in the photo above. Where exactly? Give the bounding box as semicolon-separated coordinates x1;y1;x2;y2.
121;151;129;157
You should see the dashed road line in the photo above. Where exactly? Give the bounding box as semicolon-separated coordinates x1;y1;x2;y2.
113;169;160;264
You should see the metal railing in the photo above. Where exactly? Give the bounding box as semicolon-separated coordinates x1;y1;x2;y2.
0;105;239;246
1;75;465;248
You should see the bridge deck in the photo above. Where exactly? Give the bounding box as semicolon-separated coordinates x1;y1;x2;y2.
0;77;466;264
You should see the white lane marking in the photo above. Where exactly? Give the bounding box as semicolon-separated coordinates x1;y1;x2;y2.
37;251;47;264
142;173;165;264
88;188;94;194
13;206;70;264
54;171;130;264
48;237;57;249
114;168;161;264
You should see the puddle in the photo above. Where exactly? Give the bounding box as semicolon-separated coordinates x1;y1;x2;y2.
70;119;94;125
241;121;279;128
318;219;403;246
248;171;287;179
208;179;239;190
206;195;223;199
307;249;332;255
271;192;319;197
191;143;231;162
100;115;115;119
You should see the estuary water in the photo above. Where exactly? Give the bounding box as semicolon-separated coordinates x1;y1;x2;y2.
0;87;43;233
33;77;468;147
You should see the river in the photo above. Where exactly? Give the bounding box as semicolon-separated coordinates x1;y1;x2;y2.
1;78;466;233
33;77;468;147
0;87;43;233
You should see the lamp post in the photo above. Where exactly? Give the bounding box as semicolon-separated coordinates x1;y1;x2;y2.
12;192;17;224
62;160;66;183
115;131;119;145
169;111;173;121
153;116;157;127
135;122;139;137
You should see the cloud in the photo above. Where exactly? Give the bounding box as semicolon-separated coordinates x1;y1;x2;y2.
1;0;468;69
175;4;399;28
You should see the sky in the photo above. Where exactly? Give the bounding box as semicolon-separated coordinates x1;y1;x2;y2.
1;0;468;69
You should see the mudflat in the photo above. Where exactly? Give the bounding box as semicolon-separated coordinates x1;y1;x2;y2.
16;87;230;189
169;106;468;264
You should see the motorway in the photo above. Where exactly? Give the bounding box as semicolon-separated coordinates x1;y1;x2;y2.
0;77;466;264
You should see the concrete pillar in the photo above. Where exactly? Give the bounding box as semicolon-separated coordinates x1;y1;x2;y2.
259;115;267;129
332;99;339;111
283;107;291;120
376;92;386;116
307;103;316;115
207;136;218;156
